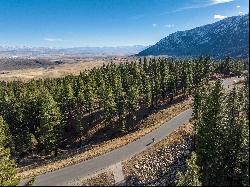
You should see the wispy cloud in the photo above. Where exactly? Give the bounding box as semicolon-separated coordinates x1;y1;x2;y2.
214;14;227;19
236;5;240;8
152;23;157;27
211;0;233;5
44;37;63;42
238;11;243;15
164;24;174;28
171;0;234;13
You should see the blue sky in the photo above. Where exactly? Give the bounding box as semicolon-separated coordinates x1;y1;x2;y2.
0;0;248;48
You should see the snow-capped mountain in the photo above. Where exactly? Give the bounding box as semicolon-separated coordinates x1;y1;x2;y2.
137;14;249;59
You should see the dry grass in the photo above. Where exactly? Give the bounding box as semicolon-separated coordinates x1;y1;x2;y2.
17;98;192;179
0;59;116;81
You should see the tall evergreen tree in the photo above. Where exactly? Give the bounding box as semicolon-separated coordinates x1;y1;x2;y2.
0;148;20;186
176;152;202;186
196;80;226;186
37;90;62;156
0;116;19;186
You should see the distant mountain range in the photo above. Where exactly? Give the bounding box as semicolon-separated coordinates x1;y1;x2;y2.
137;14;249;59
0;45;147;58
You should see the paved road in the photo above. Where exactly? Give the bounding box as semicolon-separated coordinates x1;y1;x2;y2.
33;108;192;186
221;76;244;91
31;77;242;186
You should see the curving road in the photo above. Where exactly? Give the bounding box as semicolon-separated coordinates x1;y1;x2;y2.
33;109;192;186
30;77;243;186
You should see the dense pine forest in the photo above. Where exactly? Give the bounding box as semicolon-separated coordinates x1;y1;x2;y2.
177;75;249;186
0;56;247;185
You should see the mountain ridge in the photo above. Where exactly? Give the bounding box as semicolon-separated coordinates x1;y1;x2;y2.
137;14;249;59
0;45;148;57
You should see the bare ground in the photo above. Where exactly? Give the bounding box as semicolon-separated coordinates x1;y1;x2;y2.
0;59;118;81
64;170;115;186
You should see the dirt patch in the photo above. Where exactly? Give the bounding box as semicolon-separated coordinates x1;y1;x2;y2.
63;170;115;186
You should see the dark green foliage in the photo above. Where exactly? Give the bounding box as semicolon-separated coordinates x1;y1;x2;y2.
0;147;20;186
176;152;201;186
191;78;249;186
196;80;226;186
0;57;244;161
0;116;19;186
37;89;62;155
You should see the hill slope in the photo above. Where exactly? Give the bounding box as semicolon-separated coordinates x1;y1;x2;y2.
137;14;249;59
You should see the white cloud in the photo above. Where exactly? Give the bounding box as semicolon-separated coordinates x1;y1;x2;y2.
164;24;174;28
211;0;233;5
236;5;240;8
152;23;157;27
238;11;243;15
172;0;233;13
44;38;63;42
214;14;227;19
159;0;233;16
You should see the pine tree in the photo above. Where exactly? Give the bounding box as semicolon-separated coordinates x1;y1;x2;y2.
0;116;14;152
116;92;127;133
160;58;169;100
0;147;20;186
223;56;232;75
127;77;140;121
5;88;32;157
75;77;85;139
153;59;161;106
37;90;62;156
0;116;19;186
202;56;213;83
220;88;243;185
235;81;249;186
237;116;249;186
141;73;152;109
192;84;207;151
181;61;193;96
83;75;96;125
56;79;75;138
102;83;116;128
176;152;202;186
196;80;226;186
193;77;249;186
143;57;149;74
111;69;127;133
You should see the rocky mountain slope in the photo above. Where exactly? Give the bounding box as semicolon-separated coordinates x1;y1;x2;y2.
138;14;249;59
